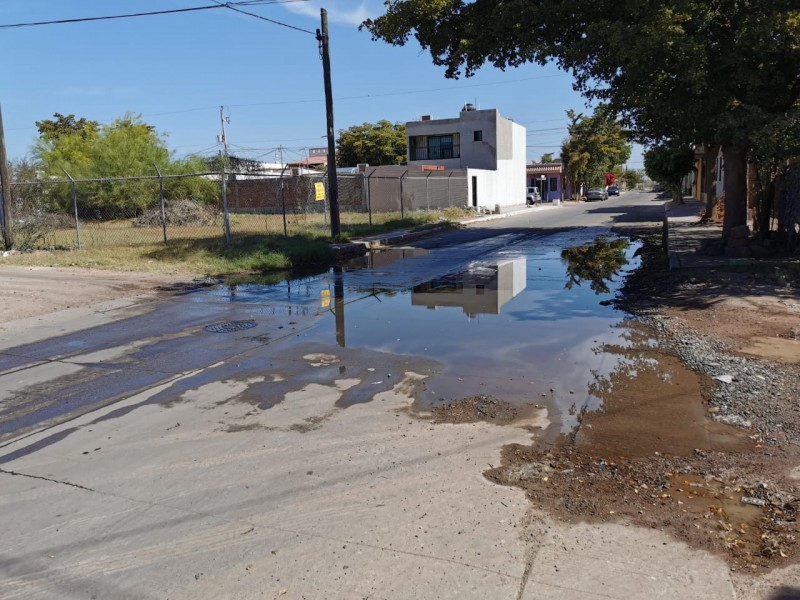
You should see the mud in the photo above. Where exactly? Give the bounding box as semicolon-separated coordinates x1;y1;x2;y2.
482;230;800;572
486;445;799;571
430;394;525;425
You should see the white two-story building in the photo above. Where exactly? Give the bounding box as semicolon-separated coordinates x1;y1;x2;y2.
406;105;526;209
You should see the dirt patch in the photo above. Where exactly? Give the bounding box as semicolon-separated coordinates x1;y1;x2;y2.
132;199;219;228
0;265;198;324
485;229;800;572
616;230;800;363
431;395;521;425
486;445;799;571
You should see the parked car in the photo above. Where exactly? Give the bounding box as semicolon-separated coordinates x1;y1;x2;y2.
526;187;541;205
607;185;620;196
585;187;608;202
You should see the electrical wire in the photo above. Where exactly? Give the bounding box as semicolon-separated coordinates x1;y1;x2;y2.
137;73;571;118
210;0;315;35
0;1;312;32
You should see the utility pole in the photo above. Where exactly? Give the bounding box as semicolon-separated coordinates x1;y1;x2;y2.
219;105;229;159
317;8;340;238
218;106;231;248
0;103;13;250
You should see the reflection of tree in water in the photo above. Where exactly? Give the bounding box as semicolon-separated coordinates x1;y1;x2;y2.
348;287;400;298
561;238;630;294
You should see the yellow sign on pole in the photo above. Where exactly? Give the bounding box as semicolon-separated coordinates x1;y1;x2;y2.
314;182;326;201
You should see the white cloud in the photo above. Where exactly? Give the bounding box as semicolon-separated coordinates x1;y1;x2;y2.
284;0;378;27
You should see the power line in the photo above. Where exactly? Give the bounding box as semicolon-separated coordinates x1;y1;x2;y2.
526;127;567;136
210;0;315;35
0;1;311;31
132;73;571;118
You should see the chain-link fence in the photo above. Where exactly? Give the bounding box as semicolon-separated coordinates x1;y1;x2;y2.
6;169;468;250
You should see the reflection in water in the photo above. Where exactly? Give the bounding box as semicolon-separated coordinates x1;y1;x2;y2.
197;230;646;434
411;258;527;316
561;238;630;294
346;247;430;270
334;266;345;347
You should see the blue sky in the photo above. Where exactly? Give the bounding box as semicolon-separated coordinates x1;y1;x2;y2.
0;0;643;168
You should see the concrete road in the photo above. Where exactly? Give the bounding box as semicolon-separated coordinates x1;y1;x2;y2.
0;191;769;599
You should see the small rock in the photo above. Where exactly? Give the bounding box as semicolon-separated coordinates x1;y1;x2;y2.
741;496;767;507
714;374;734;384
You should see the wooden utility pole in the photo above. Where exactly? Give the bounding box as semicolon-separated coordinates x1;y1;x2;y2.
219;106;229;158
0;104;13;250
317;8;340;238
218;106;231;248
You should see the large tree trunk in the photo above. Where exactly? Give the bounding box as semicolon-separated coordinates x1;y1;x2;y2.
722;146;748;240
702;144;719;223
672;183;684;204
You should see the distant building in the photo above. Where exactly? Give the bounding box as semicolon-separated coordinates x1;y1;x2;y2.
526;162;570;202
406;106;526;209
289;147;328;169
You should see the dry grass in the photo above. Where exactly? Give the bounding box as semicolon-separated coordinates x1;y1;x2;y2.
2;209;449;277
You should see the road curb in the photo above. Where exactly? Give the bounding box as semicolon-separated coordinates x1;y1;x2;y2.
330;202;565;258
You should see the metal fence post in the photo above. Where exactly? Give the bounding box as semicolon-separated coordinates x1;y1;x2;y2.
426;171;434;211
399;170;408;219
280;165;288;237
367;172;373;226
448;172;453;207
322;173;328;229
63;169;81;248
221;169;231;248
153;163;167;243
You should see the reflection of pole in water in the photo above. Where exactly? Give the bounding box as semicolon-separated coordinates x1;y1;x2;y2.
334;266;345;347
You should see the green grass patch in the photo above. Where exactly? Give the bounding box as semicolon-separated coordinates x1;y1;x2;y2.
2;209;461;277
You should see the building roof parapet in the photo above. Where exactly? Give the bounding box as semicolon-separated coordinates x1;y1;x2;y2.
527;162;563;173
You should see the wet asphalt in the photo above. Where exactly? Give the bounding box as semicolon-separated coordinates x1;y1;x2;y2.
0;192;667;456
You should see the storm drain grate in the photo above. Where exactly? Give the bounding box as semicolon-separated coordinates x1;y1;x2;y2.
204;320;257;333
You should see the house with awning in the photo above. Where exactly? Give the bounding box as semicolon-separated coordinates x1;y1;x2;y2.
526;162;571;202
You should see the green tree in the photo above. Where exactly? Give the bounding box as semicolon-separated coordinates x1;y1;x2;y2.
337;120;407;166
35;113;98;142
539;153;556;163
363;1;800;240
643;144;696;204
163;155;220;204
32;113;215;218
560;107;630;197
620;169;644;190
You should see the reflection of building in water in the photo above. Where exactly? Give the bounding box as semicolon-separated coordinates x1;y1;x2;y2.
346;247;430;270
411;258;526;316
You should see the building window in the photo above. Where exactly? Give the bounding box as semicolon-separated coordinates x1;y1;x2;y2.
473;130;483;142
549;177;558;191
409;134;460;161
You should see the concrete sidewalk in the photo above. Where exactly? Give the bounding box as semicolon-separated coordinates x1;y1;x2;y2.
664;199;731;270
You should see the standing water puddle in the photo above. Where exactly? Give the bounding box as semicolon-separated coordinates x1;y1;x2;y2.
194;229;780;569
193;229;734;442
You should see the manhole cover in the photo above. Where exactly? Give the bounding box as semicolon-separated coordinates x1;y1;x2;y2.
204;320;257;333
